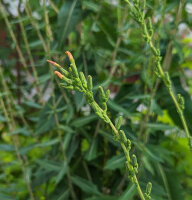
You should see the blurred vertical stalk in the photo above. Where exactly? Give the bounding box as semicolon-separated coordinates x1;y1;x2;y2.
25;0;48;51
17;9;44;104
0;1;42;98
42;1;77;199
109;6;129;77
0;96;35;200
138;0;186;144
0;66;40;140
48;0;59;14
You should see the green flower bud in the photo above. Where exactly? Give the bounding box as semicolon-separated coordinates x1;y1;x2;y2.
164;72;171;88
132;154;138;173
116;116;123;130
119;130;127;143
127;139;131;151
177;94;185;110
87;75;93;91
146;182;152;195
79;72;87;88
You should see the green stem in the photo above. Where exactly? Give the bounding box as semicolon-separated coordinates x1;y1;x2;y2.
108;119;146;200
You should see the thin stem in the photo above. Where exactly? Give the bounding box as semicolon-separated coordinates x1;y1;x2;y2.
24;0;48;51
48;52;149;200
109;5;129;78
17;10;44;104
108;119;145;200
0;97;35;200
0;2;36;87
42;1;77;198
48;0;59;14
124;0;191;150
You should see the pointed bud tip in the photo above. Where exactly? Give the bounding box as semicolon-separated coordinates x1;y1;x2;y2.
47;60;55;65
54;71;64;79
47;60;60;68
65;51;74;62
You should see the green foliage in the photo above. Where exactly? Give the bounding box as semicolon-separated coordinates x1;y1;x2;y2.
0;0;192;200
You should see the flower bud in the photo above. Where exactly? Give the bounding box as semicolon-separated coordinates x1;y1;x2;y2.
54;71;64;79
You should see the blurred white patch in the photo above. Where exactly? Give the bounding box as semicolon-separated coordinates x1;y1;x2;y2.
186;3;192;14
32;11;42;20
153;14;161;23
109;92;116;99
3;0;26;17
43;84;52;101
164;14;173;23
178;22;192;39
81;104;91;116
136;104;147;112
39;0;50;7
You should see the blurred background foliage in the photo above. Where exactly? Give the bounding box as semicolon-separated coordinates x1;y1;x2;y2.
0;0;192;199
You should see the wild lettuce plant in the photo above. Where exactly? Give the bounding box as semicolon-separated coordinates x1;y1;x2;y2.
47;51;152;200
124;0;192;150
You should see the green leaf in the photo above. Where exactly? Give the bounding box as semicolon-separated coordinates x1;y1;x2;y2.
56;190;69;200
118;184;136;200
55;162;68;184
58;0;82;49
0;193;14;200
86;195;117;200
108;100;132;117
83;1;100;12
147;123;175;131
71;176;101;195
0;144;14;151
24;100;42;109
36;159;62;171
9;127;31;136
104;154;125;170
71;114;97;127
85;138;98;161
0;114;6;122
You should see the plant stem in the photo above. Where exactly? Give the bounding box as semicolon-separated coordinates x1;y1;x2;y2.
17;10;44;104
49;52;149;199
0;1;39;91
42;1;77;198
0;97;35;200
124;0;192;150
24;0;48;51
108;119;146;200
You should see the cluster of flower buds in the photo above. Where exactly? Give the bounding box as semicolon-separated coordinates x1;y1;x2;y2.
48;50;150;200
47;51;110;124
144;182;152;200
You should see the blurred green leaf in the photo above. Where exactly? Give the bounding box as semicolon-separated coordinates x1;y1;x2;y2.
71;176;101;195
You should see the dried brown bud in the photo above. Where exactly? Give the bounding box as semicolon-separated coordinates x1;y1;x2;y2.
54;71;64;79
65;51;74;63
